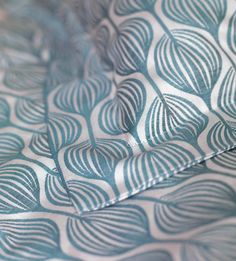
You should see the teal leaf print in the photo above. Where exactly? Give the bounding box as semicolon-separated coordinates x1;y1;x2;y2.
65;139;132;179
109;18;153;75
0;98;10;127
211;148;236;170
154;180;236;233
123;250;173;261
181;224;236;261
4;64;46;90
64;139;132;196
0;133;24;165
162;0;227;37
48;113;81;152
114;0;156;15
15;97;45;125
45;171;72;207
124;143;194;192
67;205;151;255
152;163;209;189
0;164;39;213
207;121;236;151
0;219;62;260
67;180;110;213
30;130;53;158
218;67;236;118
146;94;208;146
54;75;111;116
228;11;236;54
155;30;222;98
99;79;146;135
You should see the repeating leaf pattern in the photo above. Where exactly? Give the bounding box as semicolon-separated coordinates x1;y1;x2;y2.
145;94;208;146
29;130;52;158
0;0;236;260
65;139;131;179
0;219;62;260
155;30;222;98
207;121;236;151
218;67;236;118
211;148;236;170
67;180;110;213
181;224;236;261
0;98;10;127
162;0;227;36
124;143;195;192
227;10;236;54
15;97;45;125
48;113;82;152
108;18;153;75
54;75;111;116
45;171;72;207
67;205;151;255
99;78;146;135
0;164;39;213
114;0;157;15
154;180;236;233
0;133;24;165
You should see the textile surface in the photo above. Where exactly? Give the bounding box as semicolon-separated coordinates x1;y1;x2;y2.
0;0;236;260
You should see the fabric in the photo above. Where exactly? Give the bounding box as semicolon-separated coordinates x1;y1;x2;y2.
0;0;236;260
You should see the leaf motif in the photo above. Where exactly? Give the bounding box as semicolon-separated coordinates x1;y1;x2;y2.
207;121;236;151
4;64;46;90
181;224;236;261
67;205;151;255
99;79;146;135
152;163;209;189
0;164;39;213
227;10;236;54
30;129;53;158
45;172;72;207
54;74;111;116
67;180;110;213
0;219;61;260
124;142;195;192
15;97;45;125
155;180;236;234
114;0;156;15
211;148;236;170
65;139;132;180
109;18;153;75
0;98;10;127
155;30;222;97
48;113;82;152
123;250;173;261
146;94;208;146
162;0;227;36
0;133;24;165
218;67;236;119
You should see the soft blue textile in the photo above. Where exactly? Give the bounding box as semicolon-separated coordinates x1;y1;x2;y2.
0;0;236;260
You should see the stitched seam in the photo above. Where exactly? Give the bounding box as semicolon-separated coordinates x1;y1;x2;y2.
42;87;79;215
75;143;236;214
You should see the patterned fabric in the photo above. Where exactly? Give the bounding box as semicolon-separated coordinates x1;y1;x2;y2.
0;0;236;260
